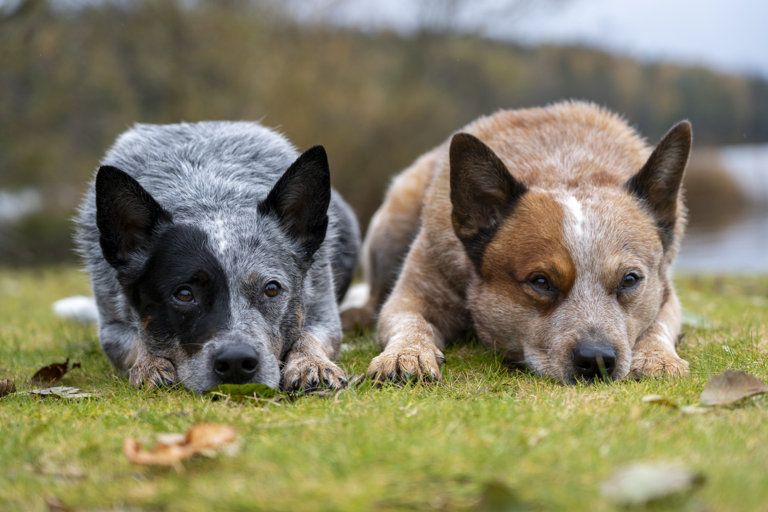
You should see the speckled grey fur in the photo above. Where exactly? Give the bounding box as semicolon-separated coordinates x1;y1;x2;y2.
75;121;360;392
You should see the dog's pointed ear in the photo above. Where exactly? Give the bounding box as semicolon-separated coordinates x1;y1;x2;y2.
259;145;331;261
450;133;528;267
96;165;172;270
625;121;692;250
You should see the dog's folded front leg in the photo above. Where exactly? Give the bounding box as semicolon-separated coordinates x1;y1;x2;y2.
127;339;177;389
629;287;689;378
282;332;347;391
366;239;462;383
368;309;447;382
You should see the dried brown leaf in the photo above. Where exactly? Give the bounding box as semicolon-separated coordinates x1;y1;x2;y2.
30;357;81;386
0;379;15;397
124;423;237;466
186;422;237;451
700;369;768;406
123;437;193;467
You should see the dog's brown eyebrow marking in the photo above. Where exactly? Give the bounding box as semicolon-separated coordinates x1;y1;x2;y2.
481;191;576;313
484;192;575;284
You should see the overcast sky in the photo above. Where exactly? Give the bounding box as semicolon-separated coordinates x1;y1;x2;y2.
297;0;768;78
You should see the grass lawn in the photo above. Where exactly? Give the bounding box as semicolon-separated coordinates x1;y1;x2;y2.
1;266;767;511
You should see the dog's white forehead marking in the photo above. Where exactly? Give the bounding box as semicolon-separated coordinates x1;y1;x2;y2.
559;194;584;238
209;217;229;253
555;191;604;275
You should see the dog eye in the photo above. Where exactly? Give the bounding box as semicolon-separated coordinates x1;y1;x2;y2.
620;272;642;290
264;281;281;298
529;275;551;292
173;286;195;304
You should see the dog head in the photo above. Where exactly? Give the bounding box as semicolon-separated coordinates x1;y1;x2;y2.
450;122;691;383
95;146;331;392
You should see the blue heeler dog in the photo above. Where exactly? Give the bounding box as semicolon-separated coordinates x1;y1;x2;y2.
76;122;360;393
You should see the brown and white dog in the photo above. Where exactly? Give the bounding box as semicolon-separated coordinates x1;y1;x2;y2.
344;101;691;383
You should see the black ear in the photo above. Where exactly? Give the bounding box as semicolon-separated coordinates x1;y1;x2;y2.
259;145;331;261
450;133;528;267
625;121;692;251
95;166;172;270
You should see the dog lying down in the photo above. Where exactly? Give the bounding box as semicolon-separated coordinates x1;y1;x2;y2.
343;101;692;384
76;122;360;393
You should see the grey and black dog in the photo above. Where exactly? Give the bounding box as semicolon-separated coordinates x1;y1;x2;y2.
76;122;360;393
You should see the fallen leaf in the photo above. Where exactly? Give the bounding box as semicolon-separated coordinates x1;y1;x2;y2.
0;379;15;397
123;437;191;467
29;386;95;399
30;357;81;386
204;382;280;399
601;462;703;506
700;369;768;406
155;433;187;445
186;423;237;451
642;394;678;408
124;423;238;466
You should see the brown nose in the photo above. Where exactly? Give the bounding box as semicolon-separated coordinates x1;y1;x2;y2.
572;343;616;380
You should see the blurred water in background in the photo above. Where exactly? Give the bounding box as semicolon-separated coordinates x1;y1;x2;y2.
677;212;768;273
676;144;768;273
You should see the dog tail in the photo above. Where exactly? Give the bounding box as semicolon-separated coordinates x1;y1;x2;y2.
52;295;99;325
339;283;370;314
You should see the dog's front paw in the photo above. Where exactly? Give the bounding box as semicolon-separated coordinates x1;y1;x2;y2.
629;349;689;379
129;355;177;389
367;344;446;382
282;356;348;392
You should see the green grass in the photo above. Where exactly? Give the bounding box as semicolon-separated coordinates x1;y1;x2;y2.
1;267;767;511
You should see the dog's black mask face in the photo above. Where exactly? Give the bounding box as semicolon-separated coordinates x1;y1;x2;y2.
94;146;332;392
130;225;232;354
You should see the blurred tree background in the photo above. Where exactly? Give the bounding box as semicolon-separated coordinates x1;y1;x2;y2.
1;0;767;265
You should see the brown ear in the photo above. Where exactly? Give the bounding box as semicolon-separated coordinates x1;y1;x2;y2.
450;133;527;268
625;121;692;250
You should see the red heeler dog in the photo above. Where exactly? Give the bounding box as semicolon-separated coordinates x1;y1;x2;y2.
344;101;691;384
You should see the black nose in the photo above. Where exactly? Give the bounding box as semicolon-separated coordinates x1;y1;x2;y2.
572;342;616;380
213;345;259;384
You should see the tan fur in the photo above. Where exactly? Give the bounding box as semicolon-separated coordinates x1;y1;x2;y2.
362;101;689;383
341;151;436;331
